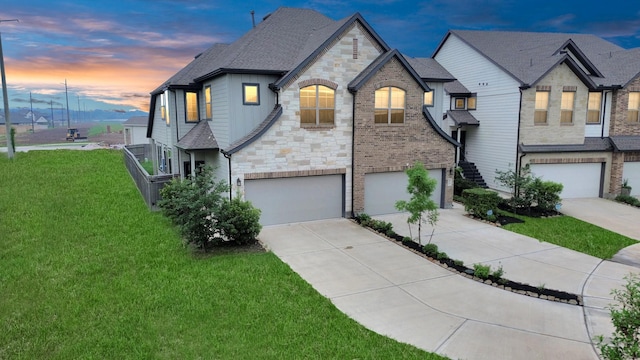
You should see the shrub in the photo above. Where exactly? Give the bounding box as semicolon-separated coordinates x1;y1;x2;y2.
495;165;534;210
158;165;229;249
597;274;640;360
454;259;464;267
454;167;479;196
354;213;372;226
386;229;396;238
616;195;640;207
369;219;393;234
491;265;504;279
462;188;501;221
436;251;449;261
217;196;262;245
530;178;563;211
423;243;439;257
473;263;491;279
402;236;412;244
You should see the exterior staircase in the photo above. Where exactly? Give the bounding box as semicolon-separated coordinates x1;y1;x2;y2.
458;161;488;188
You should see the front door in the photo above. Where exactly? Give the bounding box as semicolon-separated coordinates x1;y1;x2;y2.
452;130;467;162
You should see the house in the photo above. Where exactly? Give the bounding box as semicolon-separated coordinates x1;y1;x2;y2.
123;116;149;145
433;30;640;198
146;7;458;225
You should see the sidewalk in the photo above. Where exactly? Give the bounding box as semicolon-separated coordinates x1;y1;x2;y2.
258;206;640;359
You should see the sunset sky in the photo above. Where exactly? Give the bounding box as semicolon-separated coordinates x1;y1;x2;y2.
1;0;640;113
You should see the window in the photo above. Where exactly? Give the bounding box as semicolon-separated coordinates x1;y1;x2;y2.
587;92;602;124
205;86;212;119
161;92;169;126
243;83;259;105
534;91;549;124
375;86;405;124
185;92;199;123
454;98;465;110
423;91;434;106
628;92;640;123
467;96;477;110
300;85;335;125
560;91;575;124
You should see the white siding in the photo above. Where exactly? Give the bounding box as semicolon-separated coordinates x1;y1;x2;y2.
435;34;522;191
425;82;446;129
211;77;230;148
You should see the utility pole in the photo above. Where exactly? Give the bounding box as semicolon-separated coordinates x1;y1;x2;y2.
0;19;18;159
64;79;70;128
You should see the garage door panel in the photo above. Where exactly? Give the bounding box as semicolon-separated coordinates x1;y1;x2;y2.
530;163;601;199
623;162;640;196
364;169;443;216
245;175;343;226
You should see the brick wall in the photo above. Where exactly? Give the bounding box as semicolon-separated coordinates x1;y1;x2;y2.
352;57;455;213
610;77;640;136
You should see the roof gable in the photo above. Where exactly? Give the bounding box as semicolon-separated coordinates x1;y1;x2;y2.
348;50;429;92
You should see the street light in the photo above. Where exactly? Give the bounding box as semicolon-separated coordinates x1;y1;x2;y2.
1;19;18;159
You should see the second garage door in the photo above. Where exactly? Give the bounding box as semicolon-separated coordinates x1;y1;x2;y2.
530;163;602;198
364;169;443;216
244;175;344;226
623;161;640;196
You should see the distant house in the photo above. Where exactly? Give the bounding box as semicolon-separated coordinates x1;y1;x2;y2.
146;7;458;225
433;30;640;198
123;116;148;145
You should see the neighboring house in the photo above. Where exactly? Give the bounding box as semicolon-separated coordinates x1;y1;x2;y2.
146;7;458;225
123;116;149;145
433;30;640;198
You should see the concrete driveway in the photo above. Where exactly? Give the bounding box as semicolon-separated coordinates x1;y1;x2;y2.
258;208;640;360
561;198;640;267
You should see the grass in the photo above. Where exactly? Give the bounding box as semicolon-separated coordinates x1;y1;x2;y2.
88;122;124;136
141;159;154;175
0;150;443;359
502;212;637;259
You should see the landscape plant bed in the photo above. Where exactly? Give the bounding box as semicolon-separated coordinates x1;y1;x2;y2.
353;217;583;306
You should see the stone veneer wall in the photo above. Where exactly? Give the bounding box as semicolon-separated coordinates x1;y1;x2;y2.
519;63;589;145
230;22;384;215
352;57;455;213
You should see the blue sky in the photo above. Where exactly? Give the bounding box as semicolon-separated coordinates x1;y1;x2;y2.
1;0;639;113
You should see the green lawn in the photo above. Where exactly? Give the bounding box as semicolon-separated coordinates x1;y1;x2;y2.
88;122;124;136
0;150;443;359
503;213;637;259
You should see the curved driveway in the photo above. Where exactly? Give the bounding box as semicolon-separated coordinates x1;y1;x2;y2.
258;204;639;360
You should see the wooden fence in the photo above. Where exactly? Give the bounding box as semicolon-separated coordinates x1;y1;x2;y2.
123;144;176;211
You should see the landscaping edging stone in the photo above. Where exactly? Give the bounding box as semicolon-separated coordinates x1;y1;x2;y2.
353;219;584;307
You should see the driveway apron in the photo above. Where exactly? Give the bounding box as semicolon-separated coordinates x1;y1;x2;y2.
256;214;637;360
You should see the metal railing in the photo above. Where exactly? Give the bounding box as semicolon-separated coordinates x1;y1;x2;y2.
123;144;176;211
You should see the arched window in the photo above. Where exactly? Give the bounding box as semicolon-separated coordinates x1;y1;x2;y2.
375;86;405;124
300;85;335;125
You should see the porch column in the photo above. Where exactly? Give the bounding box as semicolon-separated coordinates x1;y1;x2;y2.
456;128;462;164
190;152;196;178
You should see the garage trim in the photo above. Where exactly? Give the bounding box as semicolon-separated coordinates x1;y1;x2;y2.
245;168;346;180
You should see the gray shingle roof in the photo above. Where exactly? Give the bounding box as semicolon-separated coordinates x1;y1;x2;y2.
609;135;640;152
224;105;283;155
444;80;471;95
446;110;479;126
175;121;219;150
405;57;455;81
519;137;612;153
438;30;640;88
123;116;148;126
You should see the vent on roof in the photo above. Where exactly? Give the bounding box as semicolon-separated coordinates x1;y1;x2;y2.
263;13;271;21
194;52;203;59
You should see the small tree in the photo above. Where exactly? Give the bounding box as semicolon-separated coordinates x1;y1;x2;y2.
158;165;229;250
395;161;439;245
495;164;534;211
597;274;640;360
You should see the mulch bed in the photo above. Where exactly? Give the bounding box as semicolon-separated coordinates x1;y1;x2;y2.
354;217;583;306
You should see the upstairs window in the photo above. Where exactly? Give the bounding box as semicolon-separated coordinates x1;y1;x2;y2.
161;92;170;126
423;91;434;106
560;90;575;124
467;96;477;110
185;92;199;123
587;92;602;124
454;98;465;110
300;85;335;125
534;90;549;124
375;86;405;124
243;83;260;105
628;92;640;123
205;86;212;119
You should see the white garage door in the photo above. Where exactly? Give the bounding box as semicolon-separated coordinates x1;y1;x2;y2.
245;175;344;226
623;162;640;196
364;169;443;216
530;163;602;198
